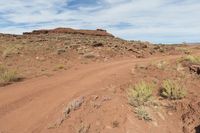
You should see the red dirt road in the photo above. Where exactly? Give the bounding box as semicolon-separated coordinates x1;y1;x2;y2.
0;56;183;133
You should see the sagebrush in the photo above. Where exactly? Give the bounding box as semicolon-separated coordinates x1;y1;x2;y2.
128;81;154;107
161;80;186;100
182;55;200;64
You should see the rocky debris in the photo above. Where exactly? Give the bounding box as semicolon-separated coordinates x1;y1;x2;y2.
127;48;141;54
23;28;114;37
35;56;45;61
56;48;66;55
90;95;112;109
182;62;200;75
1;27;173;63
49;95;112;129
91;41;104;47
189;64;200;75
96;29;106;32
0;33;19;38
63;96;85;117
101;96;112;102
0;27;178;80
181;102;200;133
153;45;165;52
195;125;200;133
76;123;90;133
48;97;85;129
112;121;120;128
83;52;99;59
48;117;65;129
69;44;80;49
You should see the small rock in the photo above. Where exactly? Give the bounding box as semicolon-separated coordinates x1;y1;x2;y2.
57;49;66;55
70;44;80;49
157;112;165;120
101;96;111;102
92;102;102;109
105;126;112;129
167;112;173;116
83;52;98;59
92;95;99;100
63;96;84;116
48;97;84;129
112;121;119;128
92;42;103;47
152;121;158;127
77;123;90;133
183;126;190;133
68;96;84;110
189;64;200;75
35;56;45;61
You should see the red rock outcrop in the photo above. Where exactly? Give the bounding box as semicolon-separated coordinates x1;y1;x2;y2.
23;28;114;37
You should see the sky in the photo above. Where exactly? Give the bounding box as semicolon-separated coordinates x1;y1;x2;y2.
0;0;200;44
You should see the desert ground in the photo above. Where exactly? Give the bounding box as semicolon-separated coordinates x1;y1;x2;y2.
0;28;200;133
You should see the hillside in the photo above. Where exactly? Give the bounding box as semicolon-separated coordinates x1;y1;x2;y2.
0;28;200;133
0;28;177;79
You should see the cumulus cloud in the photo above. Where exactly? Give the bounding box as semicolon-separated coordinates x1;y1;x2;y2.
0;0;200;43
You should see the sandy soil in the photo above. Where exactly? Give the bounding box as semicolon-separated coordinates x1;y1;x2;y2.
0;55;194;133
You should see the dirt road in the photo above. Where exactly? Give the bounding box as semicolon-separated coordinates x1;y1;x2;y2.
0;55;182;133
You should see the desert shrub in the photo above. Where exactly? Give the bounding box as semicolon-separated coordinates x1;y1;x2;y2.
175;47;191;54
2;46;20;58
56;64;65;70
134;106;152;121
0;65;19;86
151;60;168;70
181;55;200;64
161;80;186;100
128;81;154;107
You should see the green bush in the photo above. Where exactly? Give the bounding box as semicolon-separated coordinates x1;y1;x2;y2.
128;81;154;107
161;80;186;100
0;65;19;86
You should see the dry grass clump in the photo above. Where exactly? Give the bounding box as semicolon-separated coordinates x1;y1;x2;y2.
127;82;154;121
0;65;19;86
175;47;191;54
127;80;187;121
128;81;154;107
1;45;21;58
134;106;152;121
161;80;186;100
55;64;65;70
181;55;200;64
151;60;168;70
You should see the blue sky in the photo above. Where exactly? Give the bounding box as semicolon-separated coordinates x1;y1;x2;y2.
0;0;200;43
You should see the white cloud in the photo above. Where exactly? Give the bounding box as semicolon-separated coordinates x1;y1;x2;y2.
0;0;200;43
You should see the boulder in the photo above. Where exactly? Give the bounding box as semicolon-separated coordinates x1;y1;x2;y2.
189;64;200;75
57;48;66;55
91;42;103;47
